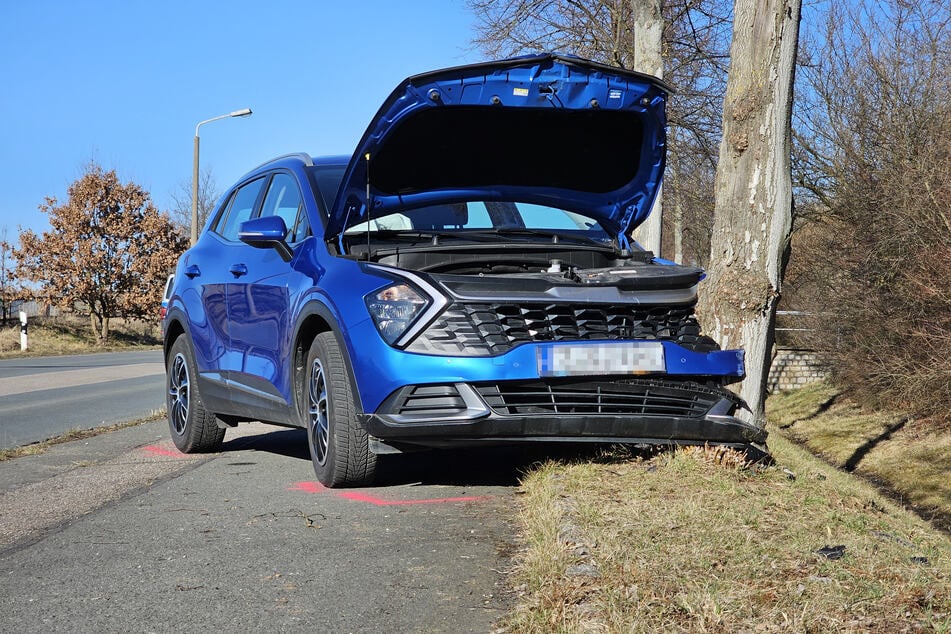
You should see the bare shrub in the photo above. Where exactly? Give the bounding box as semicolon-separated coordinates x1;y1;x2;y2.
791;0;951;423
467;0;733;264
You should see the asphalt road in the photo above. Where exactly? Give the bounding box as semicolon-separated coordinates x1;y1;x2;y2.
0;419;522;632
0;350;165;449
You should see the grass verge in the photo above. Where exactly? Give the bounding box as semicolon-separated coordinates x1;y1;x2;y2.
500;440;951;632
768;381;951;533
0;315;162;358
0;411;165;462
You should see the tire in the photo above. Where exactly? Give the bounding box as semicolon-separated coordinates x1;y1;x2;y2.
303;332;376;487
166;336;225;453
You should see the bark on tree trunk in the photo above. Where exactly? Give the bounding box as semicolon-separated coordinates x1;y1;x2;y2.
696;0;802;424
673;199;684;264
89;311;101;342
667;128;685;264
630;0;664;256
89;299;110;343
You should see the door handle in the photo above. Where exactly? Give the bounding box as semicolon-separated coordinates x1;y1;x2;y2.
229;263;248;278
184;264;201;279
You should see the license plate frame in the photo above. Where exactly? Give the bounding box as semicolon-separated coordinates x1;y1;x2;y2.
537;342;666;377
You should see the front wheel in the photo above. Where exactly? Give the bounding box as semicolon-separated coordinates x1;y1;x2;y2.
303;332;376;487
166;336;225;453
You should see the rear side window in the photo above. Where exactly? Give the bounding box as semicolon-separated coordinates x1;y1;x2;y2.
260;173;310;243
214;177;267;241
162;274;175;301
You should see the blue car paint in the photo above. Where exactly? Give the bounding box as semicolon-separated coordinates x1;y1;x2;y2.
328;53;668;240
173;190;743;417
163;54;764;474
343;332;744;415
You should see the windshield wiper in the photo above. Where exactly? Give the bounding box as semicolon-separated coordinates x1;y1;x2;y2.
347;227;610;248
351;229;500;245
471;227;610;247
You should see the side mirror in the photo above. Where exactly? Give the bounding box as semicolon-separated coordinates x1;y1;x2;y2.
239;216;294;262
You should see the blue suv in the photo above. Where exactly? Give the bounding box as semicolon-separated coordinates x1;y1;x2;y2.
163;54;767;487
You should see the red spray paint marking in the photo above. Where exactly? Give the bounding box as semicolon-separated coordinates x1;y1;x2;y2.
289;481;489;506
289;481;327;494
141;445;186;458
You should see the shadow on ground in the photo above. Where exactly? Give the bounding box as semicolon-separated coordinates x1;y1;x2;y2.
220;427;620;488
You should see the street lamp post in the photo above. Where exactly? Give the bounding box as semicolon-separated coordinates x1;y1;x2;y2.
191;108;253;245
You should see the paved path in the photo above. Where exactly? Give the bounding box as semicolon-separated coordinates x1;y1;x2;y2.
0;419;517;632
0;350;165;449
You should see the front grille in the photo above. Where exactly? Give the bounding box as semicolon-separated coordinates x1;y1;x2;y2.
390;385;468;417
406;302;711;356
475;379;730;417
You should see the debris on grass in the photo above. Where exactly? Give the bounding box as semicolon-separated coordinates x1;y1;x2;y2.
500;440;951;632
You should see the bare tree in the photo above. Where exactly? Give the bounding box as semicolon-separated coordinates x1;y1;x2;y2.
788;0;951;423
0;226;18;325
628;0;664;254
695;0;802;424
168;167;219;236
467;0;733;261
15;162;188;341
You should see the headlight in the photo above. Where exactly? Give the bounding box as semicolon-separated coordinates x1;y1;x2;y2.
365;283;430;345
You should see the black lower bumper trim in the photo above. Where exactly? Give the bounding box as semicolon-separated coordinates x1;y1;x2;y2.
359;411;767;449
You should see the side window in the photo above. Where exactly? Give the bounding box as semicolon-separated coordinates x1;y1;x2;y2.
214;177;267;241
260;173;309;243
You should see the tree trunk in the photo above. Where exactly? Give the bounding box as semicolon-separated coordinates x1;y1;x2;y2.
696;0;802;424
629;0;664;256
89;311;101;342
673;199;684;264
89;300;110;343
667;128;684;264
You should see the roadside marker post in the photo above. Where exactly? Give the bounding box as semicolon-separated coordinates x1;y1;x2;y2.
19;311;27;351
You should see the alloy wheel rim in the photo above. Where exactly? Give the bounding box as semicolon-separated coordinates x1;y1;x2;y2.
309;358;329;465
169;352;189;435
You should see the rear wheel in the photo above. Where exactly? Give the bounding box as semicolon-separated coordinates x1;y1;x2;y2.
167;336;225;453
304;332;376;487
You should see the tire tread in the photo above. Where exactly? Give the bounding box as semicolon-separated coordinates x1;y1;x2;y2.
167;337;225;453
307;332;376;487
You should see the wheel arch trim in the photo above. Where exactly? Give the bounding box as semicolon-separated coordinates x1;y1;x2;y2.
290;300;365;423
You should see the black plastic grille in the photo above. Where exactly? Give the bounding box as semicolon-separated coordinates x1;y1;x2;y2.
406;302;710;356
476;379;728;417
390;385;467;416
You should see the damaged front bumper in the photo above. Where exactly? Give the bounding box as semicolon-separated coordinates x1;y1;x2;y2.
360;377;768;456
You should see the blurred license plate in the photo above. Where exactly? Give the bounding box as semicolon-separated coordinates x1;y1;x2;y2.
537;342;666;377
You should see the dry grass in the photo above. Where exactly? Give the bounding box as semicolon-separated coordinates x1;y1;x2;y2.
770;382;951;532
0;315;161;358
501;439;951;632
0;412;165;462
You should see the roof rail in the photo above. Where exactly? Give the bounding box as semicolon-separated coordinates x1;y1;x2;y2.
249;153;314;171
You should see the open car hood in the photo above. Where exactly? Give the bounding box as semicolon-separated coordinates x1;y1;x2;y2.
327;53;670;241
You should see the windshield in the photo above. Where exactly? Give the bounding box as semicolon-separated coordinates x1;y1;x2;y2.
344;201;610;241
307;164;347;214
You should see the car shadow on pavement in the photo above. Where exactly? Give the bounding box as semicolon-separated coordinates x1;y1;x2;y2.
221;427;310;461
375;443;620;487
218;427;608;488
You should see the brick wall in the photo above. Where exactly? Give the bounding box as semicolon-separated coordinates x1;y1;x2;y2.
767;348;828;393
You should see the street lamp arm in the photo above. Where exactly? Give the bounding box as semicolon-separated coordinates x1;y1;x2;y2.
190;107;253;245
195;108;253;136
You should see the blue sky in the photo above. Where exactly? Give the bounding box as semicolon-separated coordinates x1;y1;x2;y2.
0;0;482;238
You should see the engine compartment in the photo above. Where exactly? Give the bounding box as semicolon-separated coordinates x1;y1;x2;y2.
346;239;704;294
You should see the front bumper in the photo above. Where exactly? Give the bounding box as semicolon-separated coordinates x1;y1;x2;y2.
359;377;768;453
